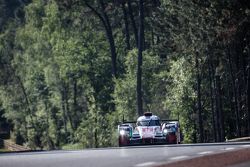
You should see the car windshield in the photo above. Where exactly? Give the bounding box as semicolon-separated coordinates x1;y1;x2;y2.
166;124;176;129
137;120;160;126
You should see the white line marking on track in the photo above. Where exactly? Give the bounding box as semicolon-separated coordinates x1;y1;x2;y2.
241;145;250;148
135;162;157;167
170;155;189;160
197;151;214;155
223;147;235;151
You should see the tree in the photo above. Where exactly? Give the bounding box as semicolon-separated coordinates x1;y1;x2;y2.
84;0;118;78
1;0;250;149
136;0;145;116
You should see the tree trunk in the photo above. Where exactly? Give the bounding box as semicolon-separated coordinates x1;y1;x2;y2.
151;29;154;46
234;40;243;137
64;84;74;131
227;46;241;137
208;53;216;142
10;66;36;130
94;114;98;148
247;64;250;135
128;0;138;47
215;74;225;142
192;102;198;143
122;2;131;50
214;74;221;142
236;77;242;137
195;51;204;143
219;77;225;141
61;88;68;135
85;0;117;77
136;0;144;116
99;0;117;77
73;78;78;129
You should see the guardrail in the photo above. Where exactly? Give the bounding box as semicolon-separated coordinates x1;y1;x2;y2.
227;137;250;142
0;138;30;151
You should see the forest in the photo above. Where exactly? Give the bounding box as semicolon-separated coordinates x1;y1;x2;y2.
0;0;249;150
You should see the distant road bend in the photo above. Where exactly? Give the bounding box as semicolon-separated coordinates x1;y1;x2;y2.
1;142;250;167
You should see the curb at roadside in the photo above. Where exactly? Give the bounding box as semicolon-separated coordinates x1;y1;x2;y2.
157;148;250;167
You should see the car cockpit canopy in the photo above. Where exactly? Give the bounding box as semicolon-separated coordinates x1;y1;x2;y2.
136;112;161;126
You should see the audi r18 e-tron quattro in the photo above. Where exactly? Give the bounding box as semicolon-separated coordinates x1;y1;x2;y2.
118;112;181;146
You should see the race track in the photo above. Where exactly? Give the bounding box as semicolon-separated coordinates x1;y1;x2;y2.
1;142;250;167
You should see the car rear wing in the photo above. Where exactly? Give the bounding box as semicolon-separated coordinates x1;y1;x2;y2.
120;115;136;124
120;113;180;125
122;121;136;124
120;113;179;124
161;119;179;122
121;119;179;125
161;119;180;129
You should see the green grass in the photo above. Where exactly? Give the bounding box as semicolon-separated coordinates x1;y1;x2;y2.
0;148;9;152
61;143;84;150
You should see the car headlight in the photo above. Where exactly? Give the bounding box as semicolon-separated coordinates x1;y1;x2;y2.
133;128;139;134
163;129;168;134
120;130;126;136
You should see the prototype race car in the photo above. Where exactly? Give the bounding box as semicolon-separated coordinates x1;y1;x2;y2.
162;121;181;144
118;112;181;146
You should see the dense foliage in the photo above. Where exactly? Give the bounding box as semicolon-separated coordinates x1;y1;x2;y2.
0;0;249;149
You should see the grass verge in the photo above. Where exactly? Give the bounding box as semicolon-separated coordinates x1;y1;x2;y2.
0;148;9;152
61;143;84;150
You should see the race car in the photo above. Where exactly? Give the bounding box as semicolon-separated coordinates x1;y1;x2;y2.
118;112;181;146
162;121;181;144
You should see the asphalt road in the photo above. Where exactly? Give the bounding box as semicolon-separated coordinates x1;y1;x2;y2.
1;142;250;167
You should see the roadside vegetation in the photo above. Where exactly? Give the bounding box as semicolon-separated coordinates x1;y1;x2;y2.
0;0;249;149
0;148;8;152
